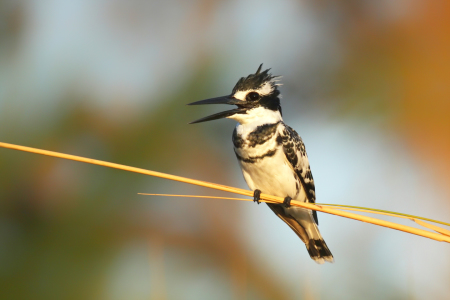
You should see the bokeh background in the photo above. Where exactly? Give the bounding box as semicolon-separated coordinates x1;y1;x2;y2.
1;1;450;299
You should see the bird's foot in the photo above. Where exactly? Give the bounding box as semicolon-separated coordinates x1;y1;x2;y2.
283;196;292;208
253;189;262;204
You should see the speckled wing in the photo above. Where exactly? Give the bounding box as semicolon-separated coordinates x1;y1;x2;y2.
278;124;318;224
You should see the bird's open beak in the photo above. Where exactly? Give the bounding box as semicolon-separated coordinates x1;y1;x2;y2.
188;95;246;124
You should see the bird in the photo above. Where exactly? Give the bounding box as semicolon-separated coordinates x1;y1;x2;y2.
188;64;333;264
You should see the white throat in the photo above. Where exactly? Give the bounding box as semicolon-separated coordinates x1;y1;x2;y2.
227;106;282;126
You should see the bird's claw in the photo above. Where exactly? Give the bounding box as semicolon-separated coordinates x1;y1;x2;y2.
283;196;292;208
253;189;261;204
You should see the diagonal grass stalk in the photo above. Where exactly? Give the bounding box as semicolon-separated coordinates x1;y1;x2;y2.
1;141;449;243
314;203;450;227
139;193;450;237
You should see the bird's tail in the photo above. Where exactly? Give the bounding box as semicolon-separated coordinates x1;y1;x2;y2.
301;215;333;264
299;214;334;264
267;203;334;264
306;237;333;264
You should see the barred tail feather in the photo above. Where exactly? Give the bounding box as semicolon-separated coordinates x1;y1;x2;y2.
307;238;334;264
266;203;334;264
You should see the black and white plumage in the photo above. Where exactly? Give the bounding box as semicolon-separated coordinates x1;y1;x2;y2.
189;65;333;264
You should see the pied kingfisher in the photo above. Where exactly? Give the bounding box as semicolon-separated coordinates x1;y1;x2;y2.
188;65;333;264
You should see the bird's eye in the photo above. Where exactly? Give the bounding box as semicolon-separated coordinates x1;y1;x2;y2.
246;92;260;101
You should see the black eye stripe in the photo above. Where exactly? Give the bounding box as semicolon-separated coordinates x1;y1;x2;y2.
246;92;260;101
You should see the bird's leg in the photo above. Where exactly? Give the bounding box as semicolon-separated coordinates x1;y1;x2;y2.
253;189;262;204
283;196;292;208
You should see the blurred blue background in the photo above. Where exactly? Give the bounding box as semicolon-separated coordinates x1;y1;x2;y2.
1;1;450;299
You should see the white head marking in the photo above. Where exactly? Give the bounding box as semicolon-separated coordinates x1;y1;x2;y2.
232;77;280;101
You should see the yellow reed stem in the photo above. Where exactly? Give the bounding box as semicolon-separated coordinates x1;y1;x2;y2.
141;193;450;237
1;141;450;243
413;219;450;237
138;193;258;202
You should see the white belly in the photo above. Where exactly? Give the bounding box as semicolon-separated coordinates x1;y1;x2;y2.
238;148;300;199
